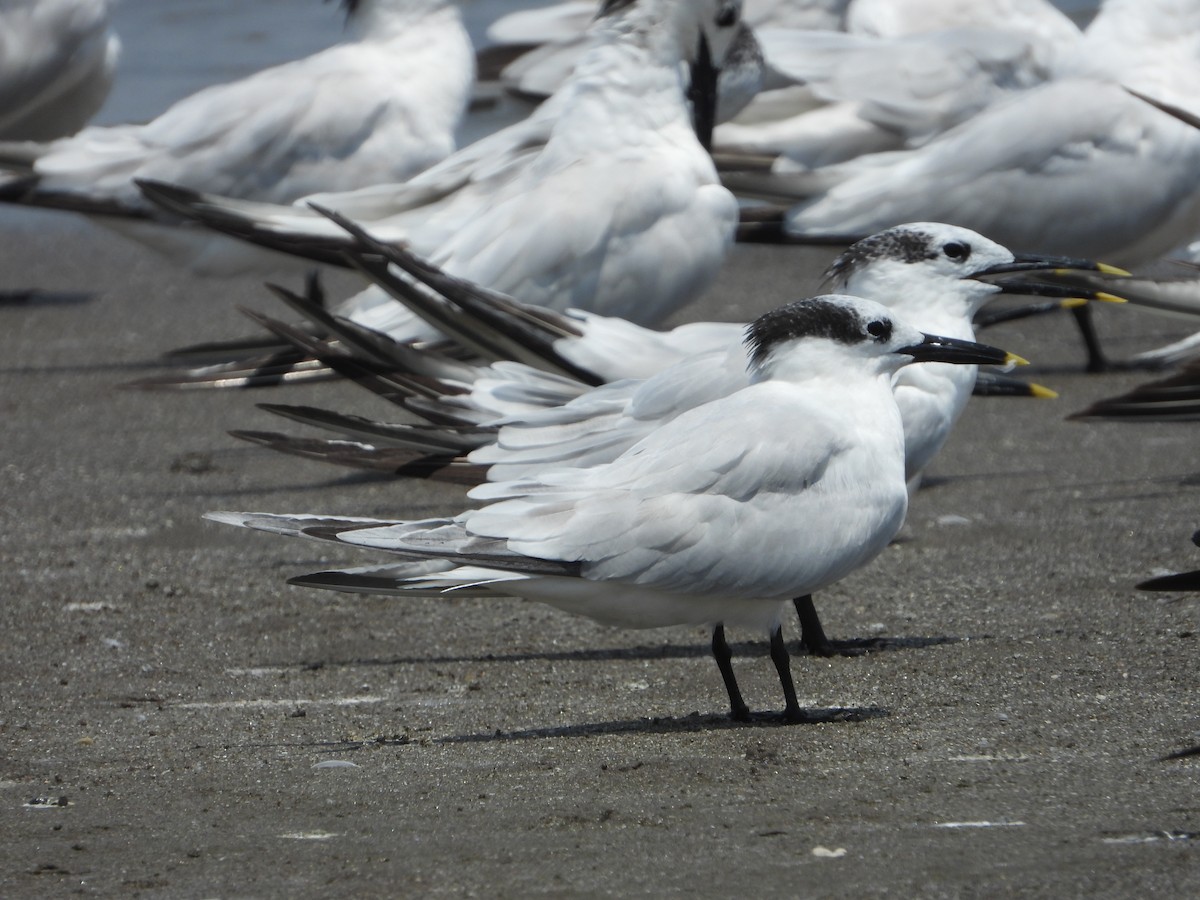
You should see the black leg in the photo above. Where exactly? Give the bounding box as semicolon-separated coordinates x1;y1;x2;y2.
769;624;805;723
794;594;835;656
711;624;749;722
794;594;882;657
1070;304;1111;374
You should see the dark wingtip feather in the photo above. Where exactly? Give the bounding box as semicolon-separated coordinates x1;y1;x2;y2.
1069;364;1200;421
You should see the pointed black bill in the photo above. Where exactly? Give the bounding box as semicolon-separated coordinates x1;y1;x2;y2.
974;255;1129;278
900;333;1022;367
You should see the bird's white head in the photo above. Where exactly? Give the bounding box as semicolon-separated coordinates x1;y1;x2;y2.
822;224;1020;323
821;222;1123;332
744;294;1013;384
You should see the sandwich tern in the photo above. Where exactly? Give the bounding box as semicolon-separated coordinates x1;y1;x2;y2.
0;0;474;275
206;294;1018;723
205;222;1120;654
137;0;746;331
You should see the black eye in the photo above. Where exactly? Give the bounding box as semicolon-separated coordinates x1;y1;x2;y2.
866;319;891;342
943;241;971;262
715;3;739;27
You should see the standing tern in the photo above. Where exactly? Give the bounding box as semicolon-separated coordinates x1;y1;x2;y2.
365;223;1112;489
203;222;1121;654
207;294;1018;723
0;0;120;141
137;0;746;331
0;0;474;275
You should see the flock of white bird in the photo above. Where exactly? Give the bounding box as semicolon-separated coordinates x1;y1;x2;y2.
5;0;1200;722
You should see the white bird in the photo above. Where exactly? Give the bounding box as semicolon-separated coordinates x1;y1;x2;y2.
139;0;745;332
713;0;1079;165
484;0;808;115
718;23;1071;167
385;224;1097;488
484;0;846;95
732;1;1200;269
722;0;1200;370
480;20;771;147
206;294;1015;722
211;222;1119;655
0;0;120;141
486;0;848;49
0;0;474;275
483;0;1076;167
844;0;1079;39
208;222;1118;484
768;90;1200;269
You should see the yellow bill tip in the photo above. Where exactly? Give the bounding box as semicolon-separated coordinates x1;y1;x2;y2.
1005;352;1030;367
1095;291;1127;304
1060;297;1089;309
1029;383;1059;399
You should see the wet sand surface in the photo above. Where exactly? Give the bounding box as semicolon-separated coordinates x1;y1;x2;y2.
1;211;1199;897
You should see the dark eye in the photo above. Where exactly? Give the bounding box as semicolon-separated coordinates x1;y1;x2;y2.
715;3;739;27
866;319;892;342
943;241;971;262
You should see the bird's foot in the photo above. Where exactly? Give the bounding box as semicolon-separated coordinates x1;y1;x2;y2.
801;636;887;658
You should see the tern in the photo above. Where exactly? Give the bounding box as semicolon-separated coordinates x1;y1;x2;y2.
207;294;1018;723
212;221;1118;655
136;0;746;331
725;0;1200;371
219;223;1116;489
0;0;474;275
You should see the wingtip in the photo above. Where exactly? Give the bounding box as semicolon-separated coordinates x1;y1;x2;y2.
287;570;369;592
0;171;39;202
135;177;201;210
203;510;254;527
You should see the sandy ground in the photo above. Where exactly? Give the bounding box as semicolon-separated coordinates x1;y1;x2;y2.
2;213;1199;897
